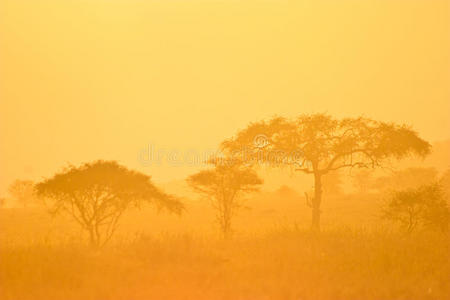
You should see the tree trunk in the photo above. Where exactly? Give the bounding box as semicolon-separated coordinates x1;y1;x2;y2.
88;227;98;248
312;172;322;231
221;214;232;239
222;225;231;239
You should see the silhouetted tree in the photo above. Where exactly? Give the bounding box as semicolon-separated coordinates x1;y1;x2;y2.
222;114;430;231
8;180;36;208
35;160;183;248
383;183;449;233
187;159;262;238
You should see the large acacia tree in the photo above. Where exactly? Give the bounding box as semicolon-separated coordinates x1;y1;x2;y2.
36;160;183;247
222;114;431;231
187;159;263;238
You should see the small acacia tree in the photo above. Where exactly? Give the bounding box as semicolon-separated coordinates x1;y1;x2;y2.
36;160;183;248
187;159;263;238
8;180;36;208
222;114;430;231
383;183;449;233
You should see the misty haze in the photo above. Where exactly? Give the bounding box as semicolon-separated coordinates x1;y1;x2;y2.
1;1;449;300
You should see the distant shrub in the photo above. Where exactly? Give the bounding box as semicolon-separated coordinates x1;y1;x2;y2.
383;183;450;233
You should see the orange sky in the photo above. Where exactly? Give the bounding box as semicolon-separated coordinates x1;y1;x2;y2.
1;0;449;195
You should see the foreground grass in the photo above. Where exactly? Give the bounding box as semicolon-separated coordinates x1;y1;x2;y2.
0;228;449;300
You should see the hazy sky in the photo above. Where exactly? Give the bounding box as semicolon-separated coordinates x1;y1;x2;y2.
1;0;449;195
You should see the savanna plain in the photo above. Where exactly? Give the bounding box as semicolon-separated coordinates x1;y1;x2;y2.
1;173;449;300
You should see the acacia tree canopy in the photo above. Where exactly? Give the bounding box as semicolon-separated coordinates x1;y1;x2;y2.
187;159;262;238
222;114;431;230
35;160;183;247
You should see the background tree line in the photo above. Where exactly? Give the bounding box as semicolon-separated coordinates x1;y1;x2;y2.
2;114;449;247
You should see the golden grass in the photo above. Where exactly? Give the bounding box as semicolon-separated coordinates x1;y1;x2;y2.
1;223;449;300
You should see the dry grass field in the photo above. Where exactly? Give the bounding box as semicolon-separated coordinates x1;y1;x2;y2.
1;206;449;300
